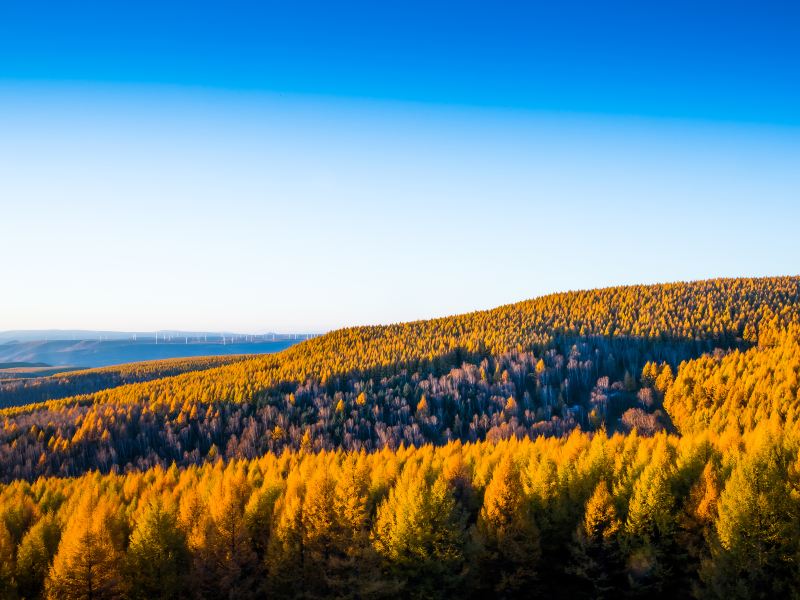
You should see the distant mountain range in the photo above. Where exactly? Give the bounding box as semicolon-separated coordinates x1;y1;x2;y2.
0;330;314;343
0;330;314;368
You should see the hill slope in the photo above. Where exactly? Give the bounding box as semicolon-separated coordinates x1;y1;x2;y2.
2;276;800;598
0;354;254;408
1;276;797;481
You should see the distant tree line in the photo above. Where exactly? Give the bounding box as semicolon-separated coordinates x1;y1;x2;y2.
0;355;248;408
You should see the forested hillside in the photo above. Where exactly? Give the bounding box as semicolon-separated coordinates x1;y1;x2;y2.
0;276;799;598
665;324;800;435
1;277;798;480
0;354;251;408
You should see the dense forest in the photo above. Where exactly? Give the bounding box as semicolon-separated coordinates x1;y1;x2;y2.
0;276;799;598
0;426;798;599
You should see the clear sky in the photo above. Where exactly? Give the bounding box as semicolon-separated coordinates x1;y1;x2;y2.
1;1;798;332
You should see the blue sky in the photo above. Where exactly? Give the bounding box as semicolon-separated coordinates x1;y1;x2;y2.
1;1;798;332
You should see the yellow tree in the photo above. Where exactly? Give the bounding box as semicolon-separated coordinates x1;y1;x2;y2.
675;459;721;587
301;465;338;596
15;514;61;600
0;522;16;600
476;454;540;597
243;476;284;563
265;470;305;599
124;499;190;600
700;432;800;599
329;453;391;599
570;481;625;598
45;493;123;600
203;468;259;598
372;462;468;598
623;435;677;593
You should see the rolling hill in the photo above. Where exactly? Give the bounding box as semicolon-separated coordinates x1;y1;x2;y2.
0;336;301;368
1;275;799;599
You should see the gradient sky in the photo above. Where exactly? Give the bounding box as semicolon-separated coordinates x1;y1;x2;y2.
1;1;798;332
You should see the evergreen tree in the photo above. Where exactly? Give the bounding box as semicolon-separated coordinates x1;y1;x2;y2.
372;463;468;598
265;472;305;599
45;494;123;600
676;460;720;595
475;454;540;598
243;478;284;563
15;514;61;600
124;500;190;600
623;435;678;593
203;469;260;599
301;466;338;597
569;481;625;599
700;433;800;599
329;454;394;599
0;522;16;600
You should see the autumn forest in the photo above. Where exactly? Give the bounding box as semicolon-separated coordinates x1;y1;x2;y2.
1;276;800;599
